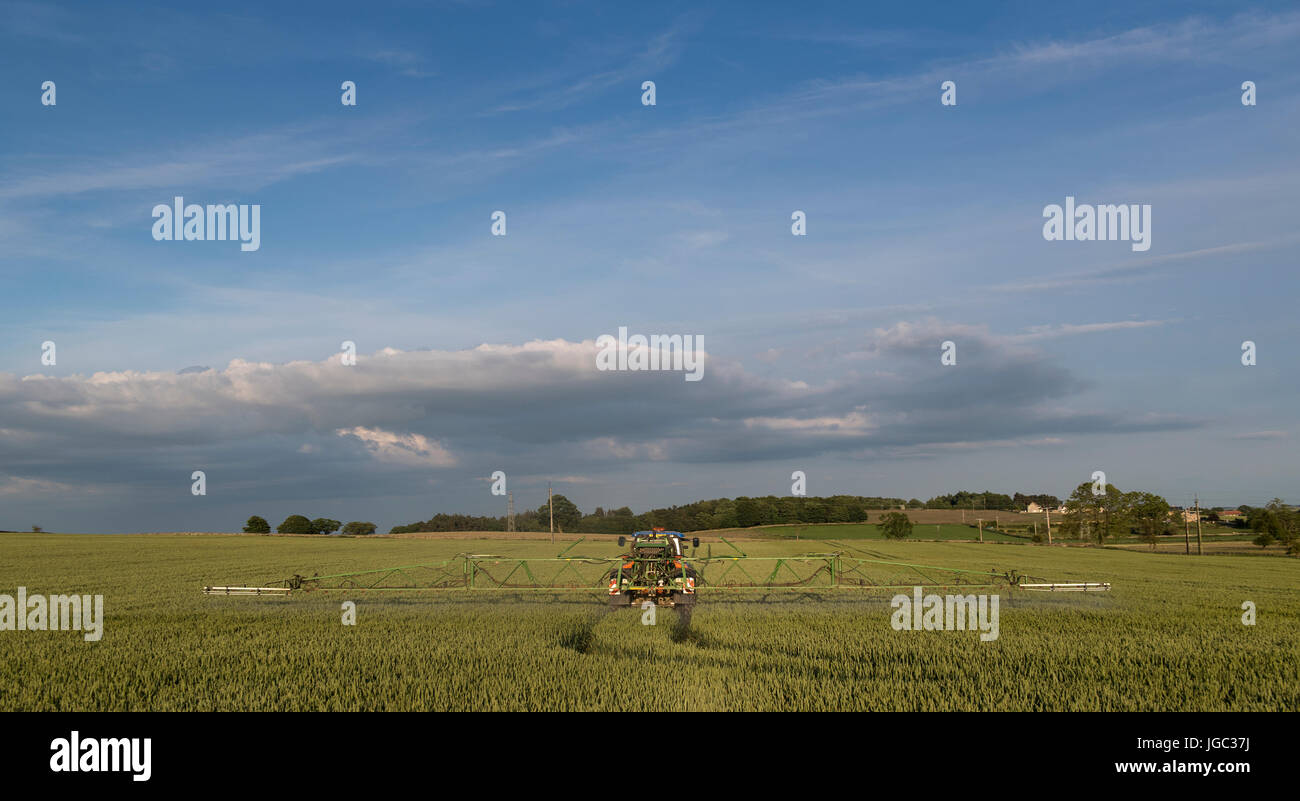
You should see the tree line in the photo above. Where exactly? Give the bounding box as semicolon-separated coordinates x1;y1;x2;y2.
1237;500;1300;553
244;489;1295;551
391;494;895;535
1057;484;1298;553
921;491;1061;511
388;490;1062;535
243;515;377;536
1056;483;1175;545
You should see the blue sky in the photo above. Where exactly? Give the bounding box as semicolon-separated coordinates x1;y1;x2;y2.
1;1;1297;532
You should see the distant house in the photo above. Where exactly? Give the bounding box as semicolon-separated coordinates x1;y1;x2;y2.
1218;509;1243;521
1025;502;1043;514
1181;510;1199;523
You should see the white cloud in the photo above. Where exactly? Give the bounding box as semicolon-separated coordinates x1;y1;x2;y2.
582;437;669;462
336;426;456;467
744;411;875;435
0;329;1203;503
1011;320;1169;342
1232;430;1288;441
0;475;88;497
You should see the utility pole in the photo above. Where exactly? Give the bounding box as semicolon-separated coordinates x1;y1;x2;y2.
1045;507;1052;545
977;518;983;543
1183;504;1190;554
507;492;515;533
1195;494;1203;555
548;482;554;544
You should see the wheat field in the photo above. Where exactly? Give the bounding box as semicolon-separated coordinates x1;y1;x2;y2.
1;533;1296;711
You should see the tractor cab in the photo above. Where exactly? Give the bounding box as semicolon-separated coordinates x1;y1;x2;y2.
609;528;701;608
618;528;699;557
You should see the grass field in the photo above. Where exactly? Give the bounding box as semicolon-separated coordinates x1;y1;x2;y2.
721;522;1026;542
872;509;1049;525
1;532;1297;711
700;519;1247;544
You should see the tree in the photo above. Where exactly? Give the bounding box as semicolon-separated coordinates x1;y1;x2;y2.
1013;492;1061;511
1244;501;1297;549
309;518;342;536
31;525;43;533
880;511;913;540
243;515;271;534
342;521;377;536
1060;481;1126;543
925;490;1013;511
277;514;312;534
734;497;762;528
1263;499;1296;546
535;494;581;532
1125;492;1171;550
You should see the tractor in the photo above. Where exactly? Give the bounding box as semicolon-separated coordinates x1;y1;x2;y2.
606;528;700;609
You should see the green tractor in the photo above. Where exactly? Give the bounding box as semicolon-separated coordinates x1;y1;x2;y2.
607;528;700;609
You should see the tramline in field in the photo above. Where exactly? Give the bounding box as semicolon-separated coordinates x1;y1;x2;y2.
202;528;1111;601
